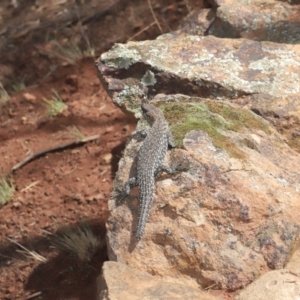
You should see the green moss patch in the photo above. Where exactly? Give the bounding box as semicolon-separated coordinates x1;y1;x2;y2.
207;102;271;134
160;101;271;159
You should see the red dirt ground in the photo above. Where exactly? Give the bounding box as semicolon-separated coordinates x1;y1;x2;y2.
0;58;135;299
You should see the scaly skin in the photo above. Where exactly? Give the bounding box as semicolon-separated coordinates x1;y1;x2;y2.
121;102;175;240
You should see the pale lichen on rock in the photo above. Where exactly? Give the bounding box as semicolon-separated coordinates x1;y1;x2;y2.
100;43;142;69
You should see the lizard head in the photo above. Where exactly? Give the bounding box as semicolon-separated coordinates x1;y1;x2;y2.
141;103;162;124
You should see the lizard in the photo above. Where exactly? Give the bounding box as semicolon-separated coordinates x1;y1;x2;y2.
120;102;176;240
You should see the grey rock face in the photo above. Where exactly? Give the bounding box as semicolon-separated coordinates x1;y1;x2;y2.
97;35;300;108
208;0;300;44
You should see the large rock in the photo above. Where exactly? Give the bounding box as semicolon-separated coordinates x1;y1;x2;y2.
96;34;300;291
236;244;300;299
96;34;300;147
285;241;300;277
208;0;300;44
98;261;221;300
97;35;300;107
178;8;215;36
237;94;300;152
105;97;300;290
235;270;300;300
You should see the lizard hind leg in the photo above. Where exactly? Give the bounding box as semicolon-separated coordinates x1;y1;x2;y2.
154;165;174;178
168;131;176;148
117;177;138;205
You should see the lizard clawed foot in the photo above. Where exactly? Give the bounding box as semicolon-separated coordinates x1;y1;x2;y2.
116;177;138;206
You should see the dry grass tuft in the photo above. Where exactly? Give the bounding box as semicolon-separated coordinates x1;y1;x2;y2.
43;89;68;116
0;176;15;205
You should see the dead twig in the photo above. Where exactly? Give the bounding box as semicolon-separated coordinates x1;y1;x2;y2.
74;0;93;56
11;135;100;173
25;291;43;300
146;0;163;33
202;283;217;291
20;181;40;193
127;21;156;41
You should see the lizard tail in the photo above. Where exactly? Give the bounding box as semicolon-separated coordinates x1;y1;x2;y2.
135;193;154;240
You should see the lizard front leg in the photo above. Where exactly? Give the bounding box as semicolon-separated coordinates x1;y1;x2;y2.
168;131;176;148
